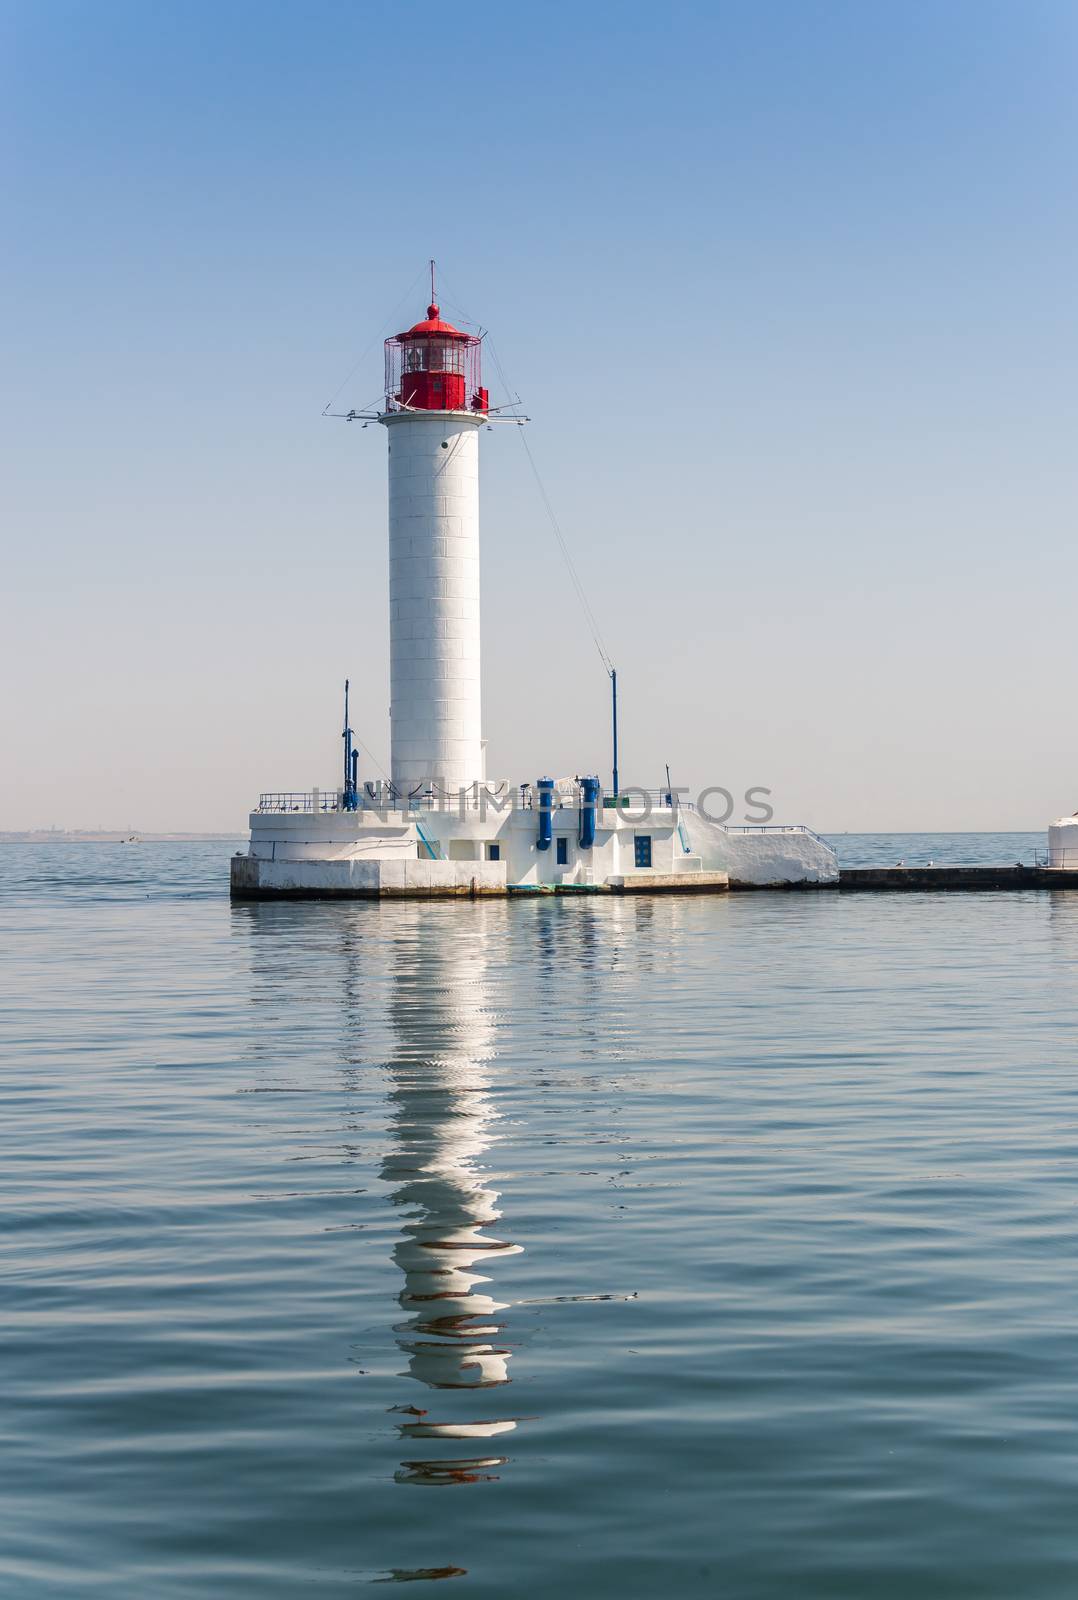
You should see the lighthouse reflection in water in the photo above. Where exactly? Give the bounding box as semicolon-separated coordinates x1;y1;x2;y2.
382;912;524;1486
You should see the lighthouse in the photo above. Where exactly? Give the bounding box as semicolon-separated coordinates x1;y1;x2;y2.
382;300;490;800
232;274;840;896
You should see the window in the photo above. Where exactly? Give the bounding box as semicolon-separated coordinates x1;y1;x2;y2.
634;835;652;868
556;836;569;865
486;842;501;862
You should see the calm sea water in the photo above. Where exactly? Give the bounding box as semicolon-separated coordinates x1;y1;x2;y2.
5;835;1078;1597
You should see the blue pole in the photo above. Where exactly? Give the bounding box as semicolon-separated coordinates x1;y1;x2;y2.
579;775;600;850
537;777;554;851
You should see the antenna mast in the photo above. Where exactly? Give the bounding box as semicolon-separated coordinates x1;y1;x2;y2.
342;679;359;811
610;666;619;800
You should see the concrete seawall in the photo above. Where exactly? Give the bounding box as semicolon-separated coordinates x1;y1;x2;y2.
838;866;1078;891
231;855;732;899
230;855;508;899
232;856;1078;900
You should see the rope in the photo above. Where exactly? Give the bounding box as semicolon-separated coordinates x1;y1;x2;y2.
437;271;612;674
321;264;429;416
353;730;390;781
435;276;525;415
483;333;526;417
517;428;613;674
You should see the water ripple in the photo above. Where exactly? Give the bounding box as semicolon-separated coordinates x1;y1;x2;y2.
4;840;1078;1596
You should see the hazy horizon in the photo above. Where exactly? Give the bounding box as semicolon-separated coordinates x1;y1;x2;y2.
5;1;1076;834
0;827;1056;841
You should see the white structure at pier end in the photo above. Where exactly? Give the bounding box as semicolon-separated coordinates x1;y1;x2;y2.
1048;815;1078;870
233;286;838;897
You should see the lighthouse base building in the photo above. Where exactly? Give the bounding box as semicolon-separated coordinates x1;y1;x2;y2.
230;797;837;898
232;290;838;898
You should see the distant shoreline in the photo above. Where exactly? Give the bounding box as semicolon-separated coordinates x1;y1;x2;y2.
0;830;1043;844
0;834;244;844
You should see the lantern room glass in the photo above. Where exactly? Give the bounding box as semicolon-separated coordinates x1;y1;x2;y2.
401;340;465;375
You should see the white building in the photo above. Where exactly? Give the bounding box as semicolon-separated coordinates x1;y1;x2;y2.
1048;815;1078;870
232;289;838;897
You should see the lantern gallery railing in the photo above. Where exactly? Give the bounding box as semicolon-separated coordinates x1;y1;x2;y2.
383;304;486;414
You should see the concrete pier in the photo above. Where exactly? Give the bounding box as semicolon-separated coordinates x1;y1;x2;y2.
230;855;508;900
230;855;731;900
231;854;1078;901
838;866;1078;891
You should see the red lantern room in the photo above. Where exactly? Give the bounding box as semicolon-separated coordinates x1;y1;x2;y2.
385;302;488;415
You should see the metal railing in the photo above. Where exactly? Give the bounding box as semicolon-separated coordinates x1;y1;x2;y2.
725;823;830;845
256;788;515;815
1036;847;1078;869
254;787;825;843
402;790;516;813
258;791;343;814
257;784;694;815
602;789;691;811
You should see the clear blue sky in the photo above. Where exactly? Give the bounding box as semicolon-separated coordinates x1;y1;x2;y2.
3;0;1076;831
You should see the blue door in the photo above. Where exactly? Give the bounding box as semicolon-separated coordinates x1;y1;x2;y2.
634;835;652;868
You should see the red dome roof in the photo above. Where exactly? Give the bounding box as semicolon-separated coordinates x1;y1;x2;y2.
398;303;472;341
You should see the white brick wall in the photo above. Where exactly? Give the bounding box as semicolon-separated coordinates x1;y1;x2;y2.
383;412;484;797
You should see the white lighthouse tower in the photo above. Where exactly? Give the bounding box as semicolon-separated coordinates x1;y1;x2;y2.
382;298;488;799
232;275;840;897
